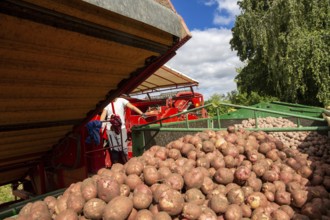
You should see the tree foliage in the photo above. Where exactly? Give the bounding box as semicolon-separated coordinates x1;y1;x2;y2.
205;91;278;116
230;0;330;106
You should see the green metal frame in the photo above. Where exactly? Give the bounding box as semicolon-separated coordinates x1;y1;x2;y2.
132;101;329;156
0;188;65;219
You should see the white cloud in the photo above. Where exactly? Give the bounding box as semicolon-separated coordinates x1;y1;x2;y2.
167;28;244;100
204;0;241;26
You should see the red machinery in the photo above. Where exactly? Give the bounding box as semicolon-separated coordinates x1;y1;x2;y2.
82;90;207;174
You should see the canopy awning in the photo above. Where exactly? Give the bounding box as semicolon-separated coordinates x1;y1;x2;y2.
130;65;199;95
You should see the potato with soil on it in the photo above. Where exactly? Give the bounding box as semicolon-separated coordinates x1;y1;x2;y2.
246;192;268;209
185;188;206;205
103;196;133;220
82;198;106;219
234;165;251;181
153;184;172;203
164;173;184;191
159;189;184;216
227;188;245;205
183;167;205;189
214;167;234;185
209;193;229;214
97;176;120;203
182;203;202;220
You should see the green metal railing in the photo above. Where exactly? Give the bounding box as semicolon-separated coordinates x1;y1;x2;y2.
132;101;329;156
0;188;65;219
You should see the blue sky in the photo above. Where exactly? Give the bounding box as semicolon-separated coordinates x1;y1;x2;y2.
166;0;244;99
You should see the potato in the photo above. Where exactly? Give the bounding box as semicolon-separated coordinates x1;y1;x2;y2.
202;140;215;152
19;202;33;216
245;176;262;192
30;201;51;220
246;192;268;209
55;209;78;220
55;195;68;214
262;170;279;182
153;211;171;220
184;167;204;189
168;148;182;160
125;174;143;191
67;192;85;214
80;178;97;201
201;176;215;195
111;163;125;173
214;168;234;184
153;184;172;203
182;203;202;220
44;196;57;215
135;209;153;220
271;209;290;220
199;207;217;220
103;196;133;220
119;184;130;197
234;165;251;181
275;190;291;205
125;159;144;176
225;204;242;220
143;166;159;186
83;198;106;219
240;204;252;218
209;193;229;214
159;189;184;216
279;205;294;218
227;188;244;205
185;188;205;205
291;189;308;208
97;176;120;202
133;192;152;209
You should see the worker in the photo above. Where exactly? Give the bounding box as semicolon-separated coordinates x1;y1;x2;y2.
100;97;145;164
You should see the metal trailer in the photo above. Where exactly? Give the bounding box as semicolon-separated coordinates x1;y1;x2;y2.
131;101;330;156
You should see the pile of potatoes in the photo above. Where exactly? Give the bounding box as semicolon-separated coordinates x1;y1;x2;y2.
235;117;330;163
7;127;330;220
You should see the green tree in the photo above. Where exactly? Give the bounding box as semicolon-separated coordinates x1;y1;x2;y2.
205;93;232;117
227;91;278;106
230;0;330;106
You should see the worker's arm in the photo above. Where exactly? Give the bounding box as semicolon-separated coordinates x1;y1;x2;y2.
100;109;107;121
126;102;144;115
